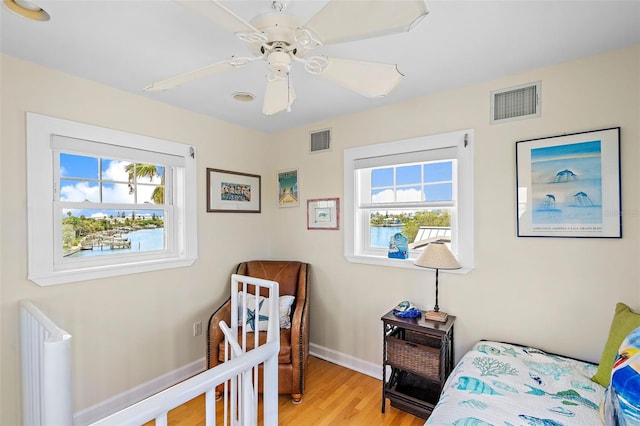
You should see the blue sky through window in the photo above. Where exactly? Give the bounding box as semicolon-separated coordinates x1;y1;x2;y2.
370;161;453;203
60;153;164;218
60;153;98;179
424;162;452;182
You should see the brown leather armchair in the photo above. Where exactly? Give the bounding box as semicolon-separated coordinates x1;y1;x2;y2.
207;260;310;403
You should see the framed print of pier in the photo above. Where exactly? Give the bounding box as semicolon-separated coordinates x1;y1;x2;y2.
516;127;621;238
277;169;299;208
207;168;261;213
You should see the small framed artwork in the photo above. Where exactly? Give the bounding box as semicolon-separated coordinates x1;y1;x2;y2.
207;168;261;213
277;169;299;208
307;198;339;230
516;127;621;238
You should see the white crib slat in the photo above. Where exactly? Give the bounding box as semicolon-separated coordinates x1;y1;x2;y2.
155;412;168;426
205;389;215;426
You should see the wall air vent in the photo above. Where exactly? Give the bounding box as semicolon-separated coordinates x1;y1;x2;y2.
310;129;331;153
491;81;541;124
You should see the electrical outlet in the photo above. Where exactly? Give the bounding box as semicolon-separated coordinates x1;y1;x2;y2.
193;321;202;337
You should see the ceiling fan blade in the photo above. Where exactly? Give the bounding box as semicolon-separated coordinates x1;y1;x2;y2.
144;58;249;92
175;0;261;35
317;57;403;98
263;77;296;116
303;0;428;45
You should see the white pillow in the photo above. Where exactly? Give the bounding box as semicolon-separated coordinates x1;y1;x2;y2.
237;291;295;331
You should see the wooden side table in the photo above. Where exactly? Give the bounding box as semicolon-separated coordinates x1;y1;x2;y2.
381;309;455;419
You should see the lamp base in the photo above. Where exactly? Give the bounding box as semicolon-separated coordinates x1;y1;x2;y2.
425;310;448;322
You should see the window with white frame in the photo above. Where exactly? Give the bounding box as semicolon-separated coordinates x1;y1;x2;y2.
26;113;198;286
343;129;474;270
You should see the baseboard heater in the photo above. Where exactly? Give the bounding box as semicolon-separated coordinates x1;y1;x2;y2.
20;300;73;425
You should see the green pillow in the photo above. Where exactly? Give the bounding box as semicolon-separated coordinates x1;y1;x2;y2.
592;302;640;387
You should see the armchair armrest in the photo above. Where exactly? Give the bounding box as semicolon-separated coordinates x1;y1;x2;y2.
206;297;231;369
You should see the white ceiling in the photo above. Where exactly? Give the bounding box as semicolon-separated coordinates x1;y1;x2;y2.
2;0;639;133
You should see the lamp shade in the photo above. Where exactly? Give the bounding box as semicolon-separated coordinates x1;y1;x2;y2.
414;242;461;270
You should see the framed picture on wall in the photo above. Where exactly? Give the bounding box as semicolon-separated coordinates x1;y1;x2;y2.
307;198;339;230
277;169;299;208
516;127;621;238
207;168;261;213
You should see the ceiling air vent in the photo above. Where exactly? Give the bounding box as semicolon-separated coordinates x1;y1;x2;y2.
491;81;541;124
310;129;331;153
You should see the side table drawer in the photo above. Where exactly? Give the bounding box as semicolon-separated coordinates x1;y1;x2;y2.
387;336;440;381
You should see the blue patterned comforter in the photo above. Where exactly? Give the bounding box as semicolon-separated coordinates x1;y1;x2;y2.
425;341;604;426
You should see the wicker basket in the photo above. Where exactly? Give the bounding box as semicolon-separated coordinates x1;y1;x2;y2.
387;335;441;381
405;329;441;347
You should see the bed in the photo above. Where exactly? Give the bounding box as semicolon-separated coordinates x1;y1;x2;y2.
424;340;605;426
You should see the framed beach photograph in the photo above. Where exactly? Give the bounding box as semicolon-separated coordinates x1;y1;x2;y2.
307;198;339;230
516;127;621;238
207;168;261;213
277;169;299;208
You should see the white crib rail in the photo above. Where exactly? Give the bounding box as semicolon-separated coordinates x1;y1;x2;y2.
90;274;280;426
20;300;73;426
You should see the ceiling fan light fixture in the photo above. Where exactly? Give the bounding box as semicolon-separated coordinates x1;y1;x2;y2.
3;0;49;21
267;51;292;79
232;92;255;102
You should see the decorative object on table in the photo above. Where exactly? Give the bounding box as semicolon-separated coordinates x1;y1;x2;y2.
392;301;421;318
277;169;299;208
307;198;339;230
516;127;621;238
414;241;461;322
207;168;261;213
388;232;409;259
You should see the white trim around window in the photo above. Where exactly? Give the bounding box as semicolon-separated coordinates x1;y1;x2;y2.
343;129;474;272
26;113;198;286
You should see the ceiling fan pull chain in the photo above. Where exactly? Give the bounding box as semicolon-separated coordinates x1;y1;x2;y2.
287;73;292;113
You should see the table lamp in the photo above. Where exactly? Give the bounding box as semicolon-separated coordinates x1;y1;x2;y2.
414;241;461;322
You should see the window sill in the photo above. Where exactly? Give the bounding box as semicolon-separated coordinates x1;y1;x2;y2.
344;254;472;274
29;257;197;286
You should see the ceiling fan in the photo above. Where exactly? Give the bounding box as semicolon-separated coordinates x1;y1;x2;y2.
144;0;428;116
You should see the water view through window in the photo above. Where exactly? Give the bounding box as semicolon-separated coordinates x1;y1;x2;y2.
59;153;166;258
367;160;453;249
62;210;165;257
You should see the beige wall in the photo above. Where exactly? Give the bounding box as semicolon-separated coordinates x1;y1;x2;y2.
2;45;639;425
270;45;640;366
0;55;273;424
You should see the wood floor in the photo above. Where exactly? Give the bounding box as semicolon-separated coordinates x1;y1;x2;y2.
151;356;425;425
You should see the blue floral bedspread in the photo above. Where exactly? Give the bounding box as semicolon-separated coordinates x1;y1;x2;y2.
425;341;604;426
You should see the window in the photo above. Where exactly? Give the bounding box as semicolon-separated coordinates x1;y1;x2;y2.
27;113;198;286
344;129;474;270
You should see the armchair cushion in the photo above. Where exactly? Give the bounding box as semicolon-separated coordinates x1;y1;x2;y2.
237;291;295;331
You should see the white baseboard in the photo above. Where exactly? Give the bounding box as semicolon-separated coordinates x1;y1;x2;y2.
73;357;206;426
309;343;382;381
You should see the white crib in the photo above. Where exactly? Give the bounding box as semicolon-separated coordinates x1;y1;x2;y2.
21;274;280;426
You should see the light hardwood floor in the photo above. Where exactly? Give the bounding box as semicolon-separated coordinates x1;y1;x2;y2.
150;356;425;425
